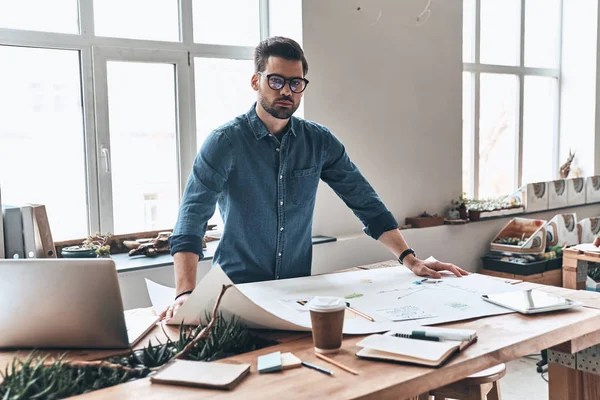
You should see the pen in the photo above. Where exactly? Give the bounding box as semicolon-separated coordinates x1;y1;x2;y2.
411;329;473;341
301;361;334;376
345;302;375;322
394;332;440;342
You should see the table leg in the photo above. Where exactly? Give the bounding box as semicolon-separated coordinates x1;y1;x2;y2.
548;362;600;399
562;256;587;290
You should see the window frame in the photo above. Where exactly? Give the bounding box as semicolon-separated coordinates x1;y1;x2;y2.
0;0;271;239
463;0;563;199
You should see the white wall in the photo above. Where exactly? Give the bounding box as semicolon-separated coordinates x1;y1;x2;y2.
302;0;463;238
561;0;598;177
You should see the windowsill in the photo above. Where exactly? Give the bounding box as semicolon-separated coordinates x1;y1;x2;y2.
113;235;337;273
461;201;600;223
112;201;600;274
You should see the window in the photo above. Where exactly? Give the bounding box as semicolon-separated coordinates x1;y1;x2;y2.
104;60;180;234
193;0;260;46
0;0;79;34
0;0;303;240
0;46;88;241
94;0;180;41
463;0;562;199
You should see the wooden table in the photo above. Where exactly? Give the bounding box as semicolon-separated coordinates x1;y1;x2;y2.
562;248;600;290
4;273;600;399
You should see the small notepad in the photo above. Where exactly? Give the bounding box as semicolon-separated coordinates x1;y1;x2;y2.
281;352;302;370
150;360;250;390
356;333;476;367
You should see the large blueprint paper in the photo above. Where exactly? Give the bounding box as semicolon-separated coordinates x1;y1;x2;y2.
147;266;309;331
146;265;523;334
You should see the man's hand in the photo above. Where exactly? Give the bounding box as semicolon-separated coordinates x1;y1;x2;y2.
404;256;469;279
160;293;191;322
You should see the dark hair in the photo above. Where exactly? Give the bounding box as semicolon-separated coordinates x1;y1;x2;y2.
254;36;308;76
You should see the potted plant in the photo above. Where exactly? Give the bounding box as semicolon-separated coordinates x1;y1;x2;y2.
467;202;483;221
61;233;112;258
465;195;523;221
451;192;468;220
406;211;445;228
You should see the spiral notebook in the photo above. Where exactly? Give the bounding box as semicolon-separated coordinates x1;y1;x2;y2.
355;330;477;367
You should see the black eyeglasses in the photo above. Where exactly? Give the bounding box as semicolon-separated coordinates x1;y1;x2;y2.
258;72;309;94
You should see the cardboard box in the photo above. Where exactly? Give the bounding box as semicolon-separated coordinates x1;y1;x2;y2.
490;217;547;254
545;213;578;247
586;176;600;204
567;177;586;206
577;217;600;244
524;182;549;212
548;179;568;209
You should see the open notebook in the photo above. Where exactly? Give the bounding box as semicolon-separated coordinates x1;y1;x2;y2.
356;327;477;367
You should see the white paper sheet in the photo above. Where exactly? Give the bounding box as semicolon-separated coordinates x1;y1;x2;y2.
145;278;175;315
237;268;524;334
145;265;524;335
145;265;309;331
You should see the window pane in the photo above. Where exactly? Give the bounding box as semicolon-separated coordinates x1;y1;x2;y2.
525;0;561;68
195;58;256;148
193;0;260;46
0;0;79;34
0;46;87;241
480;0;520;66
462;72;474;197
94;0;180;42
479;74;518;198
195;58;256;229
463;0;476;63
522;76;556;184
106;62;179;234
269;0;303;46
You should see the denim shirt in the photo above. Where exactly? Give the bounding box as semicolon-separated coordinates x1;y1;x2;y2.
169;104;398;284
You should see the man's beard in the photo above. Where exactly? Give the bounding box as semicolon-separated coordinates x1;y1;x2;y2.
259;95;299;120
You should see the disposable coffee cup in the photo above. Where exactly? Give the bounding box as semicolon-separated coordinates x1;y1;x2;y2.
307;296;346;354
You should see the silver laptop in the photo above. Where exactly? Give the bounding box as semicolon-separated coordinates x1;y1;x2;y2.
0;258;156;349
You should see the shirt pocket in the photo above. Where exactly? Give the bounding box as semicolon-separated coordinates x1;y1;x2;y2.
292;166;320;206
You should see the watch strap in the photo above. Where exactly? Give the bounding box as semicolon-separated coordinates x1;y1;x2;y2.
398;248;416;265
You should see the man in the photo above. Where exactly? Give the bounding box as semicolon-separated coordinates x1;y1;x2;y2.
162;36;467;320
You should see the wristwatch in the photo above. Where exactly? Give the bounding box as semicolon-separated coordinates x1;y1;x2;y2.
398;248;416;265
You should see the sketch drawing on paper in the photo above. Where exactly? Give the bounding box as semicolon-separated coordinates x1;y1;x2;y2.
376;305;436;322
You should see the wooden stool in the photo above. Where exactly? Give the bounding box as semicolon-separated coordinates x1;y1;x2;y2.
429;363;506;400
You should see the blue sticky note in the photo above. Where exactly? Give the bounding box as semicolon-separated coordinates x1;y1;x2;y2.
258;351;282;373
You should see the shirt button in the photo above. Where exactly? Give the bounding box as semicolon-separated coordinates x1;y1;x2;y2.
278;252;282;257
280;201;283;206
276;275;280;279
276;148;280;152
280;175;283;179
280;227;284;231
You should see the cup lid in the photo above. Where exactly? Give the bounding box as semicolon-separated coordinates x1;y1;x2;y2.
307;296;346;312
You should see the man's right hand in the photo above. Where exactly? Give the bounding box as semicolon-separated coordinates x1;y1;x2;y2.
160;293;191;322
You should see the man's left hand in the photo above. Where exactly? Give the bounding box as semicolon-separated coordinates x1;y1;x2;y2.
403;256;469;279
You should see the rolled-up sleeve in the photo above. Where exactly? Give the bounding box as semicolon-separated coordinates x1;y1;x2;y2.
320;129;398;240
169;130;233;257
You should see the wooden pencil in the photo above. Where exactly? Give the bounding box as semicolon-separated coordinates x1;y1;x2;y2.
346;305;375;322
315;353;359;375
